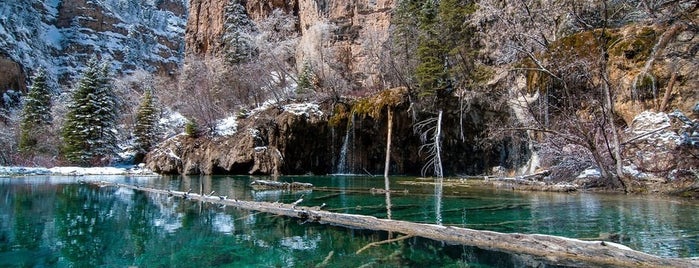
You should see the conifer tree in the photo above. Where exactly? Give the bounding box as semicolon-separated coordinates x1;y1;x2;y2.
296;61;315;94
133;89;158;156
61;59;118;165
19;67;52;153
222;0;256;64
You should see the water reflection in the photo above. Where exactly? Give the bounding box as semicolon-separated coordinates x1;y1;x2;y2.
0;175;698;268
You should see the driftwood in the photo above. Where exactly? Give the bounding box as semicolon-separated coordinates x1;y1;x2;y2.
95;182;698;268
250;179;313;190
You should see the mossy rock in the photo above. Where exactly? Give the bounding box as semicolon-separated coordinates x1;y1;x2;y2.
351;87;408;118
609;27;657;63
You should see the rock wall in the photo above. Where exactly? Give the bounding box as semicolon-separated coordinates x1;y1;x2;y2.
0;55;26;98
0;0;187;85
184;0;394;89
186;0;228;55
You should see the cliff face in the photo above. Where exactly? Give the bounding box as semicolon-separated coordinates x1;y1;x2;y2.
295;0;394;89
186;0;228;55
184;0;394;89
0;0;188;87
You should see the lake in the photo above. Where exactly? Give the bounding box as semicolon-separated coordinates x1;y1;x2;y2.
1;175;697;267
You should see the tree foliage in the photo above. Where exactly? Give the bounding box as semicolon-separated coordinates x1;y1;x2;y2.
61;59;119;165
222;0;257;64
390;0;479;101
133;89;158;156
19;67;52;153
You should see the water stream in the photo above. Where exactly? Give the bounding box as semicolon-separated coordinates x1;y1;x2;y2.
335;114;355;174
1;175;698;267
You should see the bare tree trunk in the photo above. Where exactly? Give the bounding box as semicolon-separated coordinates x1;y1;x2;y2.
434;110;444;178
601;67;630;193
384;108;393;190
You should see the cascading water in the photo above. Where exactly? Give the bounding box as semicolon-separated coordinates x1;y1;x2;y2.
336;113;355;174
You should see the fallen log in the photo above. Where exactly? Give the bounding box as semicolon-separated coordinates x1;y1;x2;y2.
250;179;314;190
95;181;697;268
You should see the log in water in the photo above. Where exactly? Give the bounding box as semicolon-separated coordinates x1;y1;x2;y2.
95;181;698;268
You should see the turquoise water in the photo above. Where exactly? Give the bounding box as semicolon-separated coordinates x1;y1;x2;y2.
1;175;697;267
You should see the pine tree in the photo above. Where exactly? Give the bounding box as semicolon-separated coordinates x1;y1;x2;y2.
222;0;257;64
133;89;158;156
61;59;119;165
19;67;52;153
296;61;315;94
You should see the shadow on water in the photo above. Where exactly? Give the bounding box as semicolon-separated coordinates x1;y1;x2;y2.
1;175;698;267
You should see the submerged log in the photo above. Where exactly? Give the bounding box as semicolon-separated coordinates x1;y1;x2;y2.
250;179;314;190
95;182;697;268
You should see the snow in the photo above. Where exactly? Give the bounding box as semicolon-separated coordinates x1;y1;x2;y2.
215;116;238;136
628;111;683;146
159;110;187;138
0;0;187;85
0;165;156;177
577;168;601;179
283;103;323;117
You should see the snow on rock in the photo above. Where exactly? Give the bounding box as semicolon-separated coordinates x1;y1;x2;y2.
624;111;686;172
628;111;682;145
0;0;187;85
159;110;187;138
215;116;238;136
576;168;601;179
283;103;323;117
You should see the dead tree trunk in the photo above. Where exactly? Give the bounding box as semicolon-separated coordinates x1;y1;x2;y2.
94;181;698;268
384;108;393;189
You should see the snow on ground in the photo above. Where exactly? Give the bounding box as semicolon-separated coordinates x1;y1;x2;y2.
0;165;156;177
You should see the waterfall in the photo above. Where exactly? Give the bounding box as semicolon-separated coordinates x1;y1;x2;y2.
336;114;355;174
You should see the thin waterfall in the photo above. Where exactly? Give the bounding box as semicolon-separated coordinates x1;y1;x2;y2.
336;113;355;174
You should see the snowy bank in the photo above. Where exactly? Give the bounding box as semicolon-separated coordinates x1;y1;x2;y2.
0;165;157;177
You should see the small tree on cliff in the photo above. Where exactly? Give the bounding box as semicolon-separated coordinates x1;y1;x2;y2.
61;59;119;165
223;0;256;65
19;67;53;153
133;89;159;159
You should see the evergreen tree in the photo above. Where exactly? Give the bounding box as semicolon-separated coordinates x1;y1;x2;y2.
222;0;257;64
133;89;158;156
415;0;449;97
184;118;198;138
19;67;52;153
296;61;315;94
61;59;119;165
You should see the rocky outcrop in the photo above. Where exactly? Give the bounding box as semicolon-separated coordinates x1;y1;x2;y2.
146;89;524;176
623;111;699;178
146;101;334;175
295;0;395;89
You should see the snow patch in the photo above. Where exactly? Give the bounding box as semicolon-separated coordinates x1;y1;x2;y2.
215;116;238;136
0;165;156;176
283;103;322;117
577;168;601;179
